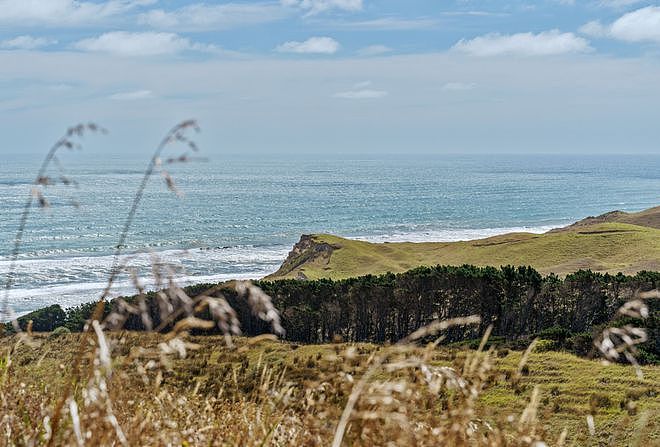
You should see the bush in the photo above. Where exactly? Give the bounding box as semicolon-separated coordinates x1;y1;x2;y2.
636;346;659;365
14;305;66;332
566;333;593;356
64;301;110;331
535;339;558;352
538;326;571;342
48;326;71;339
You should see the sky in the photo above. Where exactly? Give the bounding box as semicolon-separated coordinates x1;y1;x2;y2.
1;0;660;157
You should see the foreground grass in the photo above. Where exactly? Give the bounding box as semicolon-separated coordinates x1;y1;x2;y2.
2;332;657;446
268;222;660;280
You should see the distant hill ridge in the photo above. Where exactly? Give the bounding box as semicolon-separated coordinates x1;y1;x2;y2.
550;206;660;232
267;206;660;280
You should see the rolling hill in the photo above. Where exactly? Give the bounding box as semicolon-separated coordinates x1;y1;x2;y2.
267;206;660;280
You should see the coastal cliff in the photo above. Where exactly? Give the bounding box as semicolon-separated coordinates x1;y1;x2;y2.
268;234;340;280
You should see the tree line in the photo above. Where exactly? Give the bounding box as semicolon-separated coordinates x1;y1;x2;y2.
7;265;659;362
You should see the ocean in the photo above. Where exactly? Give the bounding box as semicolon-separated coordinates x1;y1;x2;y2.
1;153;659;316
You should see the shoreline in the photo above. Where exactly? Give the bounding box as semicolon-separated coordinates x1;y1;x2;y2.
5;205;659;316
2;223;569;314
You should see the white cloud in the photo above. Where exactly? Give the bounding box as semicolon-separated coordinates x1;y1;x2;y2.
0;35;56;50
356;45;392;56
139;3;288;31
276;36;339;54
334;89;388;99
331;17;437;30
109;89;153;100
74;31;216;56
0;0;155;26
452;30;592;56
281;0;362;15
581;7;660;43
442;82;476;91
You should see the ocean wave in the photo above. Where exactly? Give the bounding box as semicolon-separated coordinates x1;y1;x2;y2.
0;245;291;310
0;245;290;266
351;225;563;243
6;270;273;318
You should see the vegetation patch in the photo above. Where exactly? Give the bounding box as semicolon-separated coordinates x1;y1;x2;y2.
267;211;660;281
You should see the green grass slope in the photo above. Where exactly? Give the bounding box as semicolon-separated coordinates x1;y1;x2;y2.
268;220;660;280
550;206;660;232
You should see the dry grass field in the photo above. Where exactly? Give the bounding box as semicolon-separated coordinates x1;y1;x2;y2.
1;331;657;446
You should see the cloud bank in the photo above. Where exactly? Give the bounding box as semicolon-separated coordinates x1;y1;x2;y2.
74;31;215;56
0;0;154;26
453;30;592;56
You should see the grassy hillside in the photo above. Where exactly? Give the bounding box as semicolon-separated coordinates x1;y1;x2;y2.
268;219;660;281
2;333;657;446
551;206;660;232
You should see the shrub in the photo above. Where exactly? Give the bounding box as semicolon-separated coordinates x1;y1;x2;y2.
64;301;110;331
535;339;558;352
636;346;659;365
14;305;66;332
48;326;71;339
538;326;571;342
566;332;593;356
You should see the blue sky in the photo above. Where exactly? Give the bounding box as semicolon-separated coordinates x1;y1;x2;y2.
1;0;660;156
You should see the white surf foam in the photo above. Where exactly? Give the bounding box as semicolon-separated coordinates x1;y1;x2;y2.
6;269;277;318
1;245;290;316
351;225;563;243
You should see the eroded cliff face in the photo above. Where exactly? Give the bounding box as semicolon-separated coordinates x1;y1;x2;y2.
267;235;339;280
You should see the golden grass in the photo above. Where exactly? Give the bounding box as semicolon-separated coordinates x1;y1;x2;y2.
1;332;657;446
268;222;660;280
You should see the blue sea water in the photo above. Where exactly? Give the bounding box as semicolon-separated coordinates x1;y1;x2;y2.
1;153;659;315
